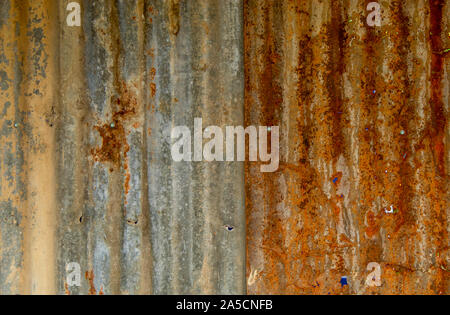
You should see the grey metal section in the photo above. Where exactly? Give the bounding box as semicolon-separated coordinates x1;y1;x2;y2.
0;0;245;295
147;0;245;295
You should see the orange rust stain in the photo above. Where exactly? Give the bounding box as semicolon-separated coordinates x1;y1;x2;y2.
150;67;156;80
428;0;447;294
150;82;156;98
331;172;343;187
64;282;70;295
149;67;156;98
146;48;155;58
429;0;446;178
124;171;131;196
85;270;97;295
365;210;381;239
91;81;137;168
245;0;447;295
91;122;126;167
245;0;348;294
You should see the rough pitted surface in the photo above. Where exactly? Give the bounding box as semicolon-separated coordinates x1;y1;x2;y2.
245;0;448;295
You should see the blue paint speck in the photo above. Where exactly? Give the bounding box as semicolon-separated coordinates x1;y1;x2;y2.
340;276;348;287
333;177;338;184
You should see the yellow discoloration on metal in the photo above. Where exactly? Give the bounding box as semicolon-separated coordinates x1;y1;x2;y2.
1;0;59;294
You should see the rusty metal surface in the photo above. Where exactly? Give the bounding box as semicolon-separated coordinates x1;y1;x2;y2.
0;0;448;296
0;0;245;295
245;0;448;294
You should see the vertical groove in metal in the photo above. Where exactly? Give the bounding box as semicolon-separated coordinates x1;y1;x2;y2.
245;0;448;295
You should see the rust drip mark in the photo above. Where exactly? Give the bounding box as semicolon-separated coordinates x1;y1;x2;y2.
358;0;383;246
169;0;180;36
428;0;447;296
124;162;131;197
384;0;415;238
295;19;313;163
245;1;286;293
259;11;283;127
150;82;156;97
64;282;70;295
326;0;346;161
91;81;137;169
150;67;156;98
245;1;350;294
85;270;97;295
365;210;381;239
429;0;446;177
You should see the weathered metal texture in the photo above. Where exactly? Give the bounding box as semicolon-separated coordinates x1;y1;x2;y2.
245;0;448;294
0;0;448;296
0;0;245;295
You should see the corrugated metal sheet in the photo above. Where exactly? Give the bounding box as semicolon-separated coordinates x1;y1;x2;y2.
0;0;448;295
0;0;245;295
245;0;448;294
